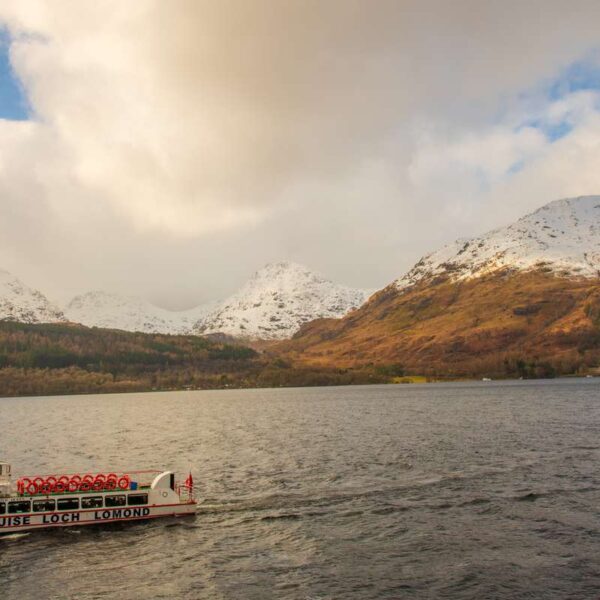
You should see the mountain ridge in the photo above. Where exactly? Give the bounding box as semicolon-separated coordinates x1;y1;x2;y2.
2;196;598;356
65;290;212;335
276;195;600;376
396;195;600;290
60;261;371;339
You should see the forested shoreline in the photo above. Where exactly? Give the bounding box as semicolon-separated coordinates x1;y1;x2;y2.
0;322;387;397
0;321;596;398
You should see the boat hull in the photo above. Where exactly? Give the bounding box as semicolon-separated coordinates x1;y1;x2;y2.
0;501;196;534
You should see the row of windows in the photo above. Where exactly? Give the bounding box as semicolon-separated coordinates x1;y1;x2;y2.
0;493;149;514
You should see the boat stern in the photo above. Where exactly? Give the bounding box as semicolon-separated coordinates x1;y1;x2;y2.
150;470;196;512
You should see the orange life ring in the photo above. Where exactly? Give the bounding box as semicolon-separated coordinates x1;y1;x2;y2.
54;481;66;493
105;478;117;491
27;482;38;495
117;476;130;490
79;480;91;492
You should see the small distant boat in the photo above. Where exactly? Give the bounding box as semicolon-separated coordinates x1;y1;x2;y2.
0;461;196;534
482;377;492;381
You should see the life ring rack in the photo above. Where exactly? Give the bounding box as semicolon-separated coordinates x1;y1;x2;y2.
16;472;135;495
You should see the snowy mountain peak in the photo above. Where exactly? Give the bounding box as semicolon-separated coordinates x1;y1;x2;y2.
194;262;371;340
0;270;65;324
395;195;600;290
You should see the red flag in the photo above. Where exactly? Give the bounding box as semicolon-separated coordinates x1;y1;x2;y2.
185;472;193;489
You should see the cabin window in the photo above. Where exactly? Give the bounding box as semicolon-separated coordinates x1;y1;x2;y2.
33;499;56;512
105;495;126;507
0;502;5;514
8;501;31;514
81;496;103;509
127;493;148;506
57;498;79;511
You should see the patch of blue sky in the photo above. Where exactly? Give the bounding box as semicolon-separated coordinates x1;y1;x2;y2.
547;52;600;101
0;28;30;121
521;118;573;142
514;51;600;143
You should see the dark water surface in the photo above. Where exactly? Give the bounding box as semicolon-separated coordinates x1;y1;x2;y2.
1;379;600;599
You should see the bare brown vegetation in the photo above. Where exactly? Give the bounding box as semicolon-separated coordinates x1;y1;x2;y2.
275;271;600;378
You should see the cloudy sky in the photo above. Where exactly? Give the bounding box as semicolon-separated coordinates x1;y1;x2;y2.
1;1;600;309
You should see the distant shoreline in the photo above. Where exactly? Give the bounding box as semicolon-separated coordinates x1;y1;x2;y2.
0;373;596;401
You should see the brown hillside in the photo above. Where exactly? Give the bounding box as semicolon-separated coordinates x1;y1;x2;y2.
274;271;600;377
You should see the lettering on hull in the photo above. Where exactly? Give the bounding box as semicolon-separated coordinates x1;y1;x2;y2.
0;507;152;531
0;516;31;527
94;507;150;520
42;512;80;524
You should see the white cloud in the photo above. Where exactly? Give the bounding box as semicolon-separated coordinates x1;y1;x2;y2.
408;125;547;186
1;1;600;304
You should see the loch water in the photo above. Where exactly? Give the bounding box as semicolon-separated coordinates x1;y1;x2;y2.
1;379;600;599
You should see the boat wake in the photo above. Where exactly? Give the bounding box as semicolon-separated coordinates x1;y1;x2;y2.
0;532;30;541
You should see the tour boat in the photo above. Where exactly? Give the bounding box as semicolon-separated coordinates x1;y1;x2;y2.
0;461;196;534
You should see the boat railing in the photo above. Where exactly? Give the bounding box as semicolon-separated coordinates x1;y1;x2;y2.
176;483;195;502
18;470;161;481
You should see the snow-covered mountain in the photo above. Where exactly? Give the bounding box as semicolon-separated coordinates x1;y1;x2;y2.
65;291;213;335
63;263;369;339
395;195;600;290
0;270;65;324
194;262;372;340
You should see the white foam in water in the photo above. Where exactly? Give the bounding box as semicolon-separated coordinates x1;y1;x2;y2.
1;532;31;541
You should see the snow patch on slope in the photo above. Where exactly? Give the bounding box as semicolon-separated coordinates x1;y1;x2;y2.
194;262;372;340
0;270;65;323
395;195;600;290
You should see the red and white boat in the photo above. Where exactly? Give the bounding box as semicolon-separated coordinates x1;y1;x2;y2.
0;461;196;533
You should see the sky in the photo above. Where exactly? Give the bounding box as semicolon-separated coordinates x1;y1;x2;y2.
1;1;600;309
